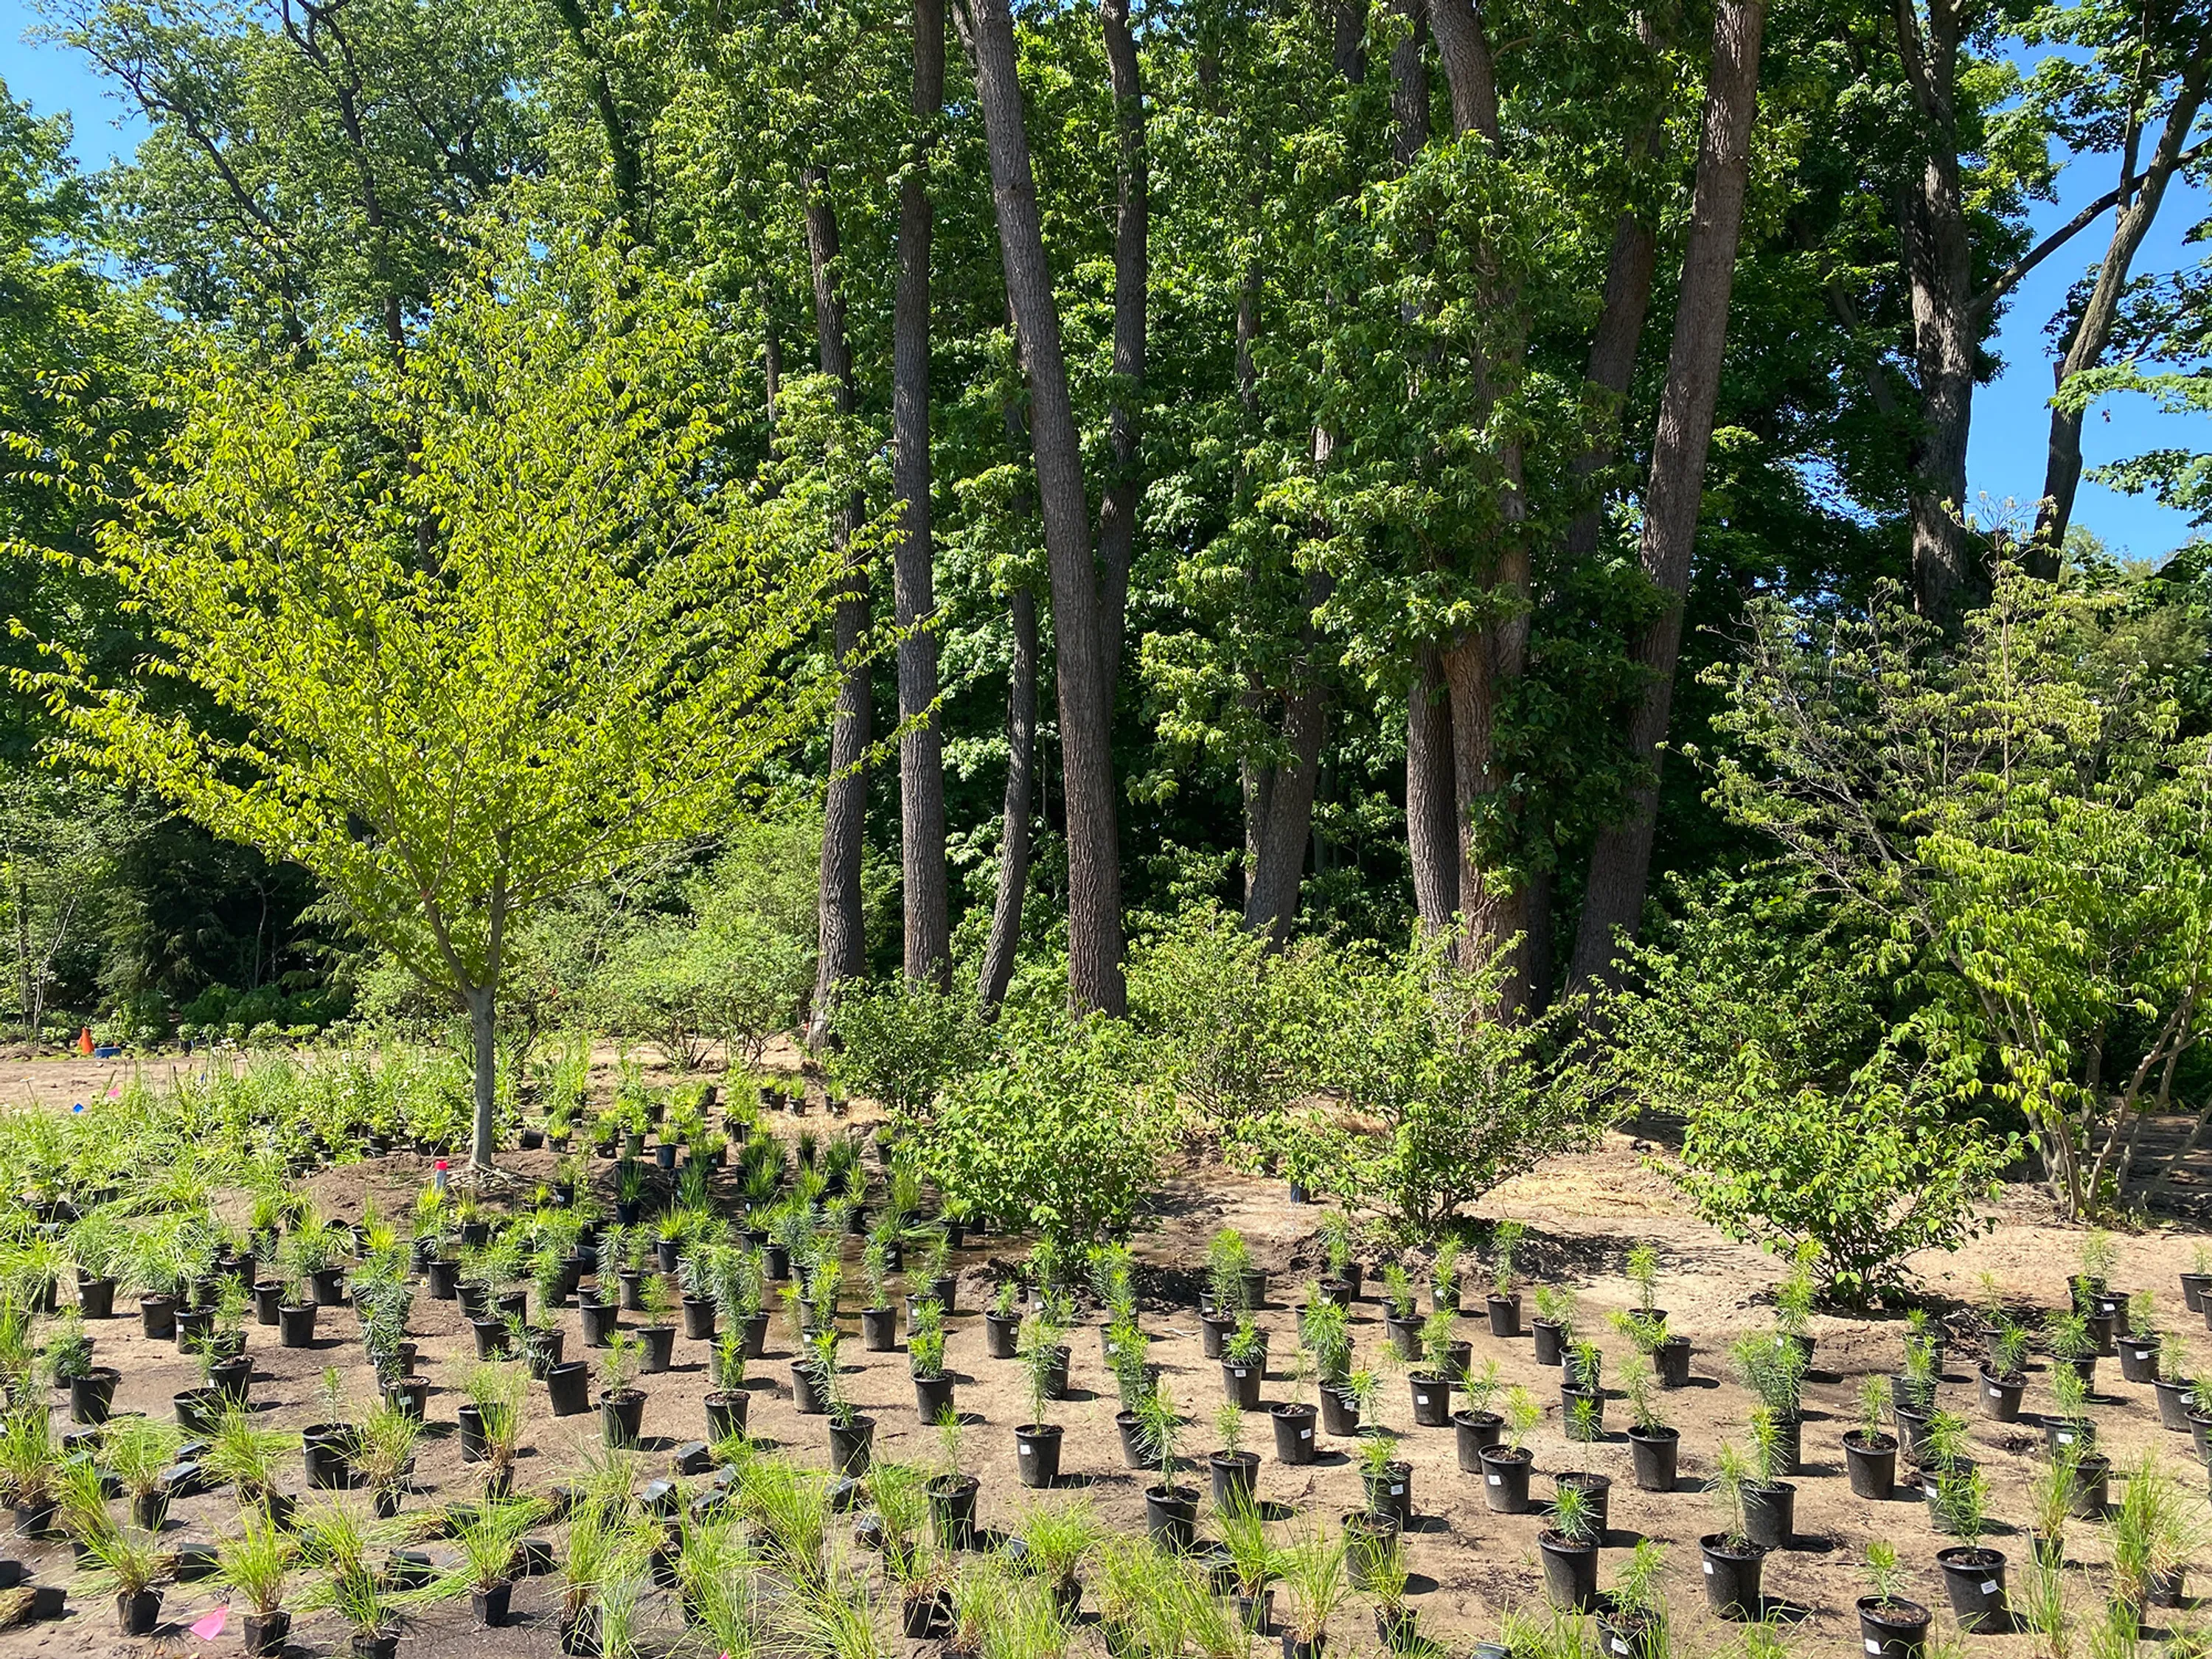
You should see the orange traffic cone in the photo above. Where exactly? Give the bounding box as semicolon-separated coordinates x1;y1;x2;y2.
77;1027;94;1055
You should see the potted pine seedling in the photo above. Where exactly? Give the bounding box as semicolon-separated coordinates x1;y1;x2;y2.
1620;1352;1677;1492
820;1329;874;1477
869;1464;947;1638
2044;1357;2097;1459
2071;1229;2117;1318
1278;1521;1349;1659
1486;1220;1526;1338
1316;1208;1360;1304
1273;1342;1319;1467
984;1280;1023;1360
928;1409;978;1551
1301;1295;1357;1437
1537;1474;1601;1611
598;1331;648;1451
1408;1310;1462;1428
633;1273;677;1374
215;1503;296;1657
2154;1331;2197;1430
302;1368;356;1491
1772;1243;1817;1366
2047;1307;2099;1398
1216;1494;1277;1632
1980;1316;2031;1422
1590;1539;1666;1659
1531;1284;1575;1368
1478;1386;1540;1514
1432;1239;1462;1315
105;1416;181;1531
1452;1358;1504;1471
1731;1332;1806;1472
1208;1399;1259;1510
2118;1290;2160;1382
1380;1264;1422;1359
1857;1540;1931;1659
74;1511;171;1635
2108;1452;2198;1618
1740;1407;1795;1549
1700;1442;1768;1620
860;1238;897;1352
1018;1495;1101;1618
436;1494;539;1627
1844;1374;1899;1499
1917;1409;1975;1520
1136;1385;1196;1549
1202;1230;1253;1355
1624;1243;1664;1329
1222;1314;1267;1410
1016;1314;1066;1488
1930;1466;2008;1632
1563;1338;1604;1433
2025;1451;2076;1568
911;1299;955;1422
2181;1241;2212;1315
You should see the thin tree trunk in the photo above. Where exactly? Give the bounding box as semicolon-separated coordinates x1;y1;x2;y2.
467;984;498;1170
804;165;871;1039
1571;0;1767;988
962;0;1125;1014
980;586;1039;1011
1096;0;1147;681
2031;56;2208;566
1407;643;1460;931
895;0;950;990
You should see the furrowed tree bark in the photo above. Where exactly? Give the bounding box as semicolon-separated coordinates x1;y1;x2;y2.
804;164;872;1041
1407;644;1460;930
2030;55;2208;567
1097;0;1147;681
962;0;1125;1014
1571;0;1767;988
1427;0;1532;1009
1892;0;1978;622
980;585;1038;1011
894;0;950;990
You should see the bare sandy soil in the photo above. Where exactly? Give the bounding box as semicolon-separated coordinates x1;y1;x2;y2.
0;1048;2205;1658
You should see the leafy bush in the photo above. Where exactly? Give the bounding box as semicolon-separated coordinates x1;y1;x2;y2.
827;978;994;1126
1604;879;2016;1302
921;1012;1169;1254
1280;931;1596;1237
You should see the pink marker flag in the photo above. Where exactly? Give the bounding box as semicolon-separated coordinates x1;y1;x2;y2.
189;1606;229;1641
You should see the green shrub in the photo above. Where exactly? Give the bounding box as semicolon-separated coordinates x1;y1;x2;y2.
827;978;995;1127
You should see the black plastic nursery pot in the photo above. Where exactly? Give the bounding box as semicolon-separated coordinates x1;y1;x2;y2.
546;1361;592;1417
1559;1470;1612;1534
252;1282;282;1326
426;1259;461;1300
792;1362;828;1416
914;1373;956;1423
1222;1359;1264;1411
828;1414;874;1475
2188;1412;2212;1464
984;1311;1022;1359
1935;1546;2010;1633
578;1298;619;1349
174;1387;222;1435
1628;1424;1679;1491
350;1629;400;1659
1700;1536;1767;1619
1318;1385;1361;1439
209;1353;252;1404
1016;1423;1062;1488
387;1375;429;1421
241;1610;291;1658
1116;1411;1150;1470
1743;1481;1795;1550
1363;1460;1413;1524
68;1368;118;1426
1281;1632;1325;1659
900;1589;950;1641
1979;1368;2025;1422
1478;1444;1534;1513
1562;1385;1606;1439
1844;1430;1897;1500
1408;1373;1453;1428
279;1302;319;1348
1597;1610;1664;1659
2183;1270;2212;1313
2154;1377;2195;1430
1200;1313;1234;1360
928;1474;979;1551
1486;1293;1523;1338
1455;1411;1503;1471
639;1325;675;1374
681;1298;715;1341
1146;1484;1198;1551
1858;1596;1932;1659
2042;1414;2096;1459
116;1588;162;1637
1343;1509;1399;1589
861;1307;898;1352
312;1266;347;1307
1532;1319;1567;1367
458;1403;487;1462
1538;1531;1599;1611
1209;1450;1259;1511
1655;1336;1693;1388
705;1389;749;1443
139;1294;175;1341
1273;1403;1318;1465
2118;1335;2159;1383
472;1582;515;1627
2069;1455;2112;1517
741;1310;770;1359
600;1388;646;1450
1385;1315;1422;1362
304;1435;351;1490
131;1489;170;1531
77;1276;115;1321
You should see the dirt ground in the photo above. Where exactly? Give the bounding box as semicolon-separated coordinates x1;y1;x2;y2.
0;1047;2208;1658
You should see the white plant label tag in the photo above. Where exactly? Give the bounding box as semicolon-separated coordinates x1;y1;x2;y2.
1703;1561;1715;1575
1488;1475;1501;1486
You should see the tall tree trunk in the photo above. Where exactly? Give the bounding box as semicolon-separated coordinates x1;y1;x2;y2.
961;0;1125;1014
895;0;950;990
1892;0;1978;622
1407;644;1460;930
1571;0;1767;987
2031;55;2209;566
1096;0;1147;681
804;165;872;1040
980;585;1039;1011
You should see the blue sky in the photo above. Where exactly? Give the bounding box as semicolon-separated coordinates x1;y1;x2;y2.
4;0;2208;563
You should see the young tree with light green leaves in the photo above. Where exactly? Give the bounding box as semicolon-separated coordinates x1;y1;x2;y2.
18;229;852;1167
